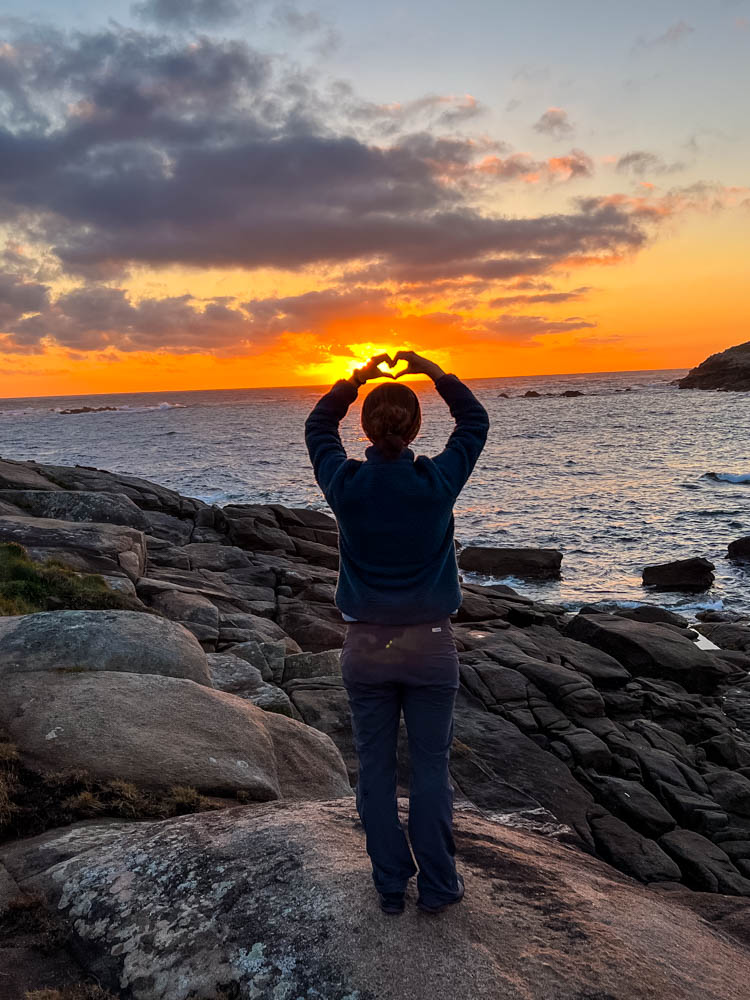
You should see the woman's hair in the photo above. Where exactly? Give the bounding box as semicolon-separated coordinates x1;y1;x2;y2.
361;382;422;460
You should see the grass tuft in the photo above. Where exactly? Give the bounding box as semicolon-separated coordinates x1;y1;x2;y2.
0;542;143;615
0;737;218;842
25;987;119;1000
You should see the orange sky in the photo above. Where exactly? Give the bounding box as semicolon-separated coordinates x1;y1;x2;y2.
1;9;749;399
2;209;747;399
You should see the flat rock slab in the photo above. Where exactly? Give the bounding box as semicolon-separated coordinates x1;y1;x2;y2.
0;671;352;801
0;490;149;529
0;514;146;580
0;609;210;685
27;798;750;1000
565;611;733;693
458;545;563;580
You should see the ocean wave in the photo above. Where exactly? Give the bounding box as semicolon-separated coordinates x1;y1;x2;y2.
704;472;750;484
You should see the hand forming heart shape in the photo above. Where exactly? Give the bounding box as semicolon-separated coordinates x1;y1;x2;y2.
354;349;443;385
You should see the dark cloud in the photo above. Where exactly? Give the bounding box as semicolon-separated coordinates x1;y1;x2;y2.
0;271;49;326
0;19;691;356
4;285;273;354
532;107;573;139
615;151;685;175
132;0;243;26
488;286;590;307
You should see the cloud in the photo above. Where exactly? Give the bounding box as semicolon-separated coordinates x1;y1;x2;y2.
532;107;574;139
347;94;486;135
615;150;685;176
3;284;277;354
488;286;591;308
0;17;735;359
475;148;593;184
0;23;643;288
633;21;694;51
0;271;50;326
132;0;243;26
577;182;750;221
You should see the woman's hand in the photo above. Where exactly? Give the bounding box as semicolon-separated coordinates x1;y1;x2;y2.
348;353;396;387
391;350;446;382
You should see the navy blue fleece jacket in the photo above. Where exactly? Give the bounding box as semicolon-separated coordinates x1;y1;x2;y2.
304;373;490;625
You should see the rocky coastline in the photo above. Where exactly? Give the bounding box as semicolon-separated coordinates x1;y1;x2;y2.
678;339;750;391
2;455;750;998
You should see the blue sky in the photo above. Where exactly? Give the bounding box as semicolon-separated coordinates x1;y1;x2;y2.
5;0;748;182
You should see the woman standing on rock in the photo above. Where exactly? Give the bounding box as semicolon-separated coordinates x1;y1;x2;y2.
305;350;490;915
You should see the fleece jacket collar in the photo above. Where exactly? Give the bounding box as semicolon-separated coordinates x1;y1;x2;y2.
364;445;416;464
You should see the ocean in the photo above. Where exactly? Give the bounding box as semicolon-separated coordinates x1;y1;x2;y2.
2;369;749;615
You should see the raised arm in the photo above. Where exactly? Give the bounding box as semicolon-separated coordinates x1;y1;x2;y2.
391;351;490;498
431;374;490;497
304;353;395;497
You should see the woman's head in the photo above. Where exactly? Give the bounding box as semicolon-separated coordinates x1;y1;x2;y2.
361;382;422;460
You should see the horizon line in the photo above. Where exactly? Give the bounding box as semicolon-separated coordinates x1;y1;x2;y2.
0;365;689;402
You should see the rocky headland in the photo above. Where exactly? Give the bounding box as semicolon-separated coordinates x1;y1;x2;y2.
678;339;750;391
1;455;750;998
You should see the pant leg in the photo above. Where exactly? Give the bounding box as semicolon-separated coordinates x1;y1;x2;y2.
402;680;460;908
345;679;418;894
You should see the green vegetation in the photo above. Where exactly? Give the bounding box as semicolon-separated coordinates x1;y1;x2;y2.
0;542;143;615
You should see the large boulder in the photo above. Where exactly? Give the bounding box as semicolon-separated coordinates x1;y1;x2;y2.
697;622;750;655
642;557;715;593
208;652;293;716
588;808;682;883
0;611;211;684
0;458;61;491
0;609;210;685
659;829;750;895
22;799;750;1000
0;490;149;529
31;461;204;517
728;536;750;563
458;545;562;580
453;696;596;846
565;612;734;693
0;515;146;581
677;339;750;391
0;671;351;800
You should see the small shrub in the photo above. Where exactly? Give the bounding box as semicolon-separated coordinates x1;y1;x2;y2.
60;791;108;817
0;543;143;615
0;737;219;841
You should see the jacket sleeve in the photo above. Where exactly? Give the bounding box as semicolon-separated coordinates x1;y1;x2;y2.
304;378;359;498
431;374;490;498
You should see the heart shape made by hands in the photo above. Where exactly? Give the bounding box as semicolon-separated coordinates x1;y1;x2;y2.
375;356;409;379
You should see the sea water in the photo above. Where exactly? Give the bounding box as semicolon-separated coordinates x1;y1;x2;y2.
2;369;749;614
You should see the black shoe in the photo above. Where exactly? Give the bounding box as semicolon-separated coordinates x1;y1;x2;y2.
416;874;465;915
379;891;406;915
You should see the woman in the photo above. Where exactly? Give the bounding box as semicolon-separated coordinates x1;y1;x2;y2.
304;350;490;916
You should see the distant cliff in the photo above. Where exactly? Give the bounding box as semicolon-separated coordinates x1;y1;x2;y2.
678;340;750;391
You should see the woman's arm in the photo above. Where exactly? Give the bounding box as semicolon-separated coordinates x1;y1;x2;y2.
392;351;489;498
304;354;394;497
